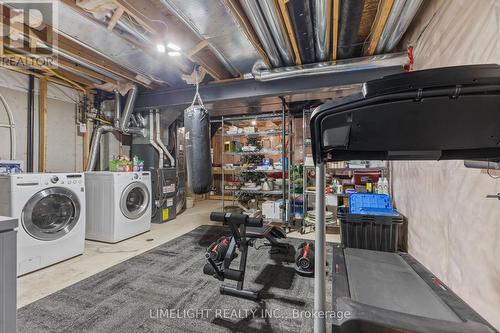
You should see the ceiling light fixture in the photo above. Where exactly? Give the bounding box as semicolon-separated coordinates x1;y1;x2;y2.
168;51;181;57
156;43;166;53
167;42;181;51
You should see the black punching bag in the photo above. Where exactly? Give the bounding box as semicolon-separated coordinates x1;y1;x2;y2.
184;105;213;194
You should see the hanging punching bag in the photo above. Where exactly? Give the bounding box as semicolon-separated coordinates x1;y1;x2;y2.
184;105;213;194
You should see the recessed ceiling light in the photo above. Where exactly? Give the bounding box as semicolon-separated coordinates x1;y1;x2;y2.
156;43;166;53
168;51;181;57
167;42;181;51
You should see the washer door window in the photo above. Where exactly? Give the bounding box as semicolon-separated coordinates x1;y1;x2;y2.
22;187;81;241
120;182;150;220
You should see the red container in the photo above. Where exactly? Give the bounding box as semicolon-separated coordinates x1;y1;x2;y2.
353;170;381;185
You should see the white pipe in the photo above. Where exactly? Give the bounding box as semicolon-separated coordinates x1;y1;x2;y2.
0;93;16;159
149;110;163;169
155;110;175;167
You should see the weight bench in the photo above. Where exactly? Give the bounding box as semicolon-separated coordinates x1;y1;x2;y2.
203;212;288;300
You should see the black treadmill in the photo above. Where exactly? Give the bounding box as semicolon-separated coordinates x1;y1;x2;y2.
310;65;500;333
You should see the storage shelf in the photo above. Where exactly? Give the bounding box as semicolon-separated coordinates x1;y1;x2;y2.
224;130;286;137
234;189;283;195
214;168;284;175
223;150;282;155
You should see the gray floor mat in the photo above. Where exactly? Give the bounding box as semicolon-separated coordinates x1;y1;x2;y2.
18;225;332;333
344;248;459;322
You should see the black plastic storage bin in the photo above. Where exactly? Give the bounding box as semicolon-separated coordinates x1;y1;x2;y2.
337;207;403;252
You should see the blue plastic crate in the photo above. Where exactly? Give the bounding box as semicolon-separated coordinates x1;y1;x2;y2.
349;193;400;217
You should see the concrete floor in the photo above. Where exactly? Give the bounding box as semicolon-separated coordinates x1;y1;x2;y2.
17;200;339;308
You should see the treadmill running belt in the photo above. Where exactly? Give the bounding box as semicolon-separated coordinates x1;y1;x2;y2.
344;248;460;322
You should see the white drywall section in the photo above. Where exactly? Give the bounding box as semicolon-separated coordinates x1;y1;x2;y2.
394;0;500;329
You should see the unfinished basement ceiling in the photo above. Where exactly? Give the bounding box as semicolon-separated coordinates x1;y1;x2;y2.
2;0;422;93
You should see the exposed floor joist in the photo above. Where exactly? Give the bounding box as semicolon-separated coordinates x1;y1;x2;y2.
332;0;340;60
364;0;395;55
277;0;302;65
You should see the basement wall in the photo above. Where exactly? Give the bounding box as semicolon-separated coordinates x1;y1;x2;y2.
393;0;500;329
0;68;84;172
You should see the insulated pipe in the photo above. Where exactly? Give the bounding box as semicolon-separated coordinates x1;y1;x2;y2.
114;89;121;128
375;0;406;54
240;0;283;67
119;85;139;132
252;52;407;81
155;110;175;167
287;0;316;64
149;110;163;169
258;0;295;66
312;0;331;62
86;125;114;171
337;0;365;59
383;0;423;53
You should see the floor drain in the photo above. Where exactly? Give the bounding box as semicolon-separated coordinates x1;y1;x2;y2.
146;238;154;242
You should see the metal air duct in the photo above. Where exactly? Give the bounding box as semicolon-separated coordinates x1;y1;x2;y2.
240;0;283;67
119;85;139;132
375;0;406;54
86;86;145;171
252;52;407;81
149;110;163;169
312;0;331;62
383;0;423;53
86;125;114;171
258;0;295;66
114;89;121;127
337;0;365;59
155;111;175;167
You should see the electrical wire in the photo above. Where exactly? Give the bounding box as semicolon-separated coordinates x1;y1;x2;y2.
4;51;87;93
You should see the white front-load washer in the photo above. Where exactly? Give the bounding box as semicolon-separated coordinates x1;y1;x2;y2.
0;173;86;276
85;171;151;243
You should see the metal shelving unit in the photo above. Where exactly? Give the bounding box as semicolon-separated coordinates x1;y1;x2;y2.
212;110;290;226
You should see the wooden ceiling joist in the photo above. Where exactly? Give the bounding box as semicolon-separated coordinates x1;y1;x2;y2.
107;6;125;32
364;0;395;56
1;4;148;88
56;58;116;85
54;68;96;88
332;0;340;60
